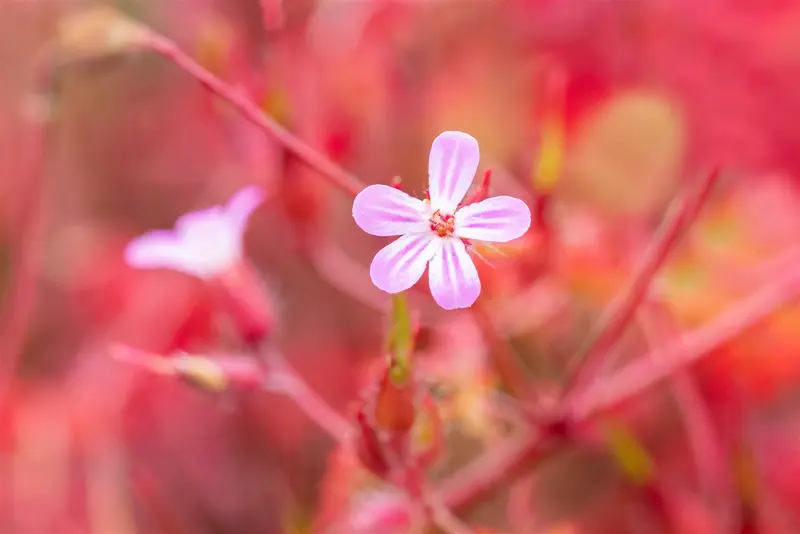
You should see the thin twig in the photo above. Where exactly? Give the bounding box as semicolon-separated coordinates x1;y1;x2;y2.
143;33;365;197
562;167;721;398
381;257;800;526
441;429;552;512
569;260;800;419
638;302;736;534
262;349;353;442
639;306;720;487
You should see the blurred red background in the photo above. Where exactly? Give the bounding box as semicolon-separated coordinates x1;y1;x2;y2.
1;1;800;533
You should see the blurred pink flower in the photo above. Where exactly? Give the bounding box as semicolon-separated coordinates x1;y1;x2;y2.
353;131;531;310
124;185;265;279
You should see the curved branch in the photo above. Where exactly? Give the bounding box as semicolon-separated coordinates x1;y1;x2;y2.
381;255;800;527
562;167;721;397
142;33;365;198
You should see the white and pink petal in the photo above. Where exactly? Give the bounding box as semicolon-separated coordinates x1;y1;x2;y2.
124;230;203;277
427;131;480;214
428;238;481;310
369;233;441;294
454;196;531;243
353;184;430;237
225;185;267;233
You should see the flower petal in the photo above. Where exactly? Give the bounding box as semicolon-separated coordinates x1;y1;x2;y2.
369;233;441;293
225;185;266;232
428;131;480;213
428;238;481;310
124;230;203;276
175;206;228;235
353;185;430;236
454;196;532;243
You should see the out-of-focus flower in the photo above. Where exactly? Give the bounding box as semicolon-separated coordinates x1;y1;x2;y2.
124;185;265;279
352;131;531;310
124;186;273;343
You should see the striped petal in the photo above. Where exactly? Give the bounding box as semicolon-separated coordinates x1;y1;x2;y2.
454;196;531;243
353;185;430;236
428;238;481;310
427;131;480;213
369;233;441;293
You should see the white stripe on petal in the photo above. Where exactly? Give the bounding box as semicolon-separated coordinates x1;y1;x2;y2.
454;196;531;243
353;185;430;236
428;238;481;310
428;131;480;214
369;233;441;294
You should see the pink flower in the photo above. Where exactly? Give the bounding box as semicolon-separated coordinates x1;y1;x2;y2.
124;185;266;279
352;131;531;310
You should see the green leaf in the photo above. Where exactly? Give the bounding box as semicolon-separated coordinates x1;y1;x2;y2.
603;422;654;485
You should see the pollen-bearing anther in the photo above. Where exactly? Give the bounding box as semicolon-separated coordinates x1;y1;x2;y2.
429;210;455;237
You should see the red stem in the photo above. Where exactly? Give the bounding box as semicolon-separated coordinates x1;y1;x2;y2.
143;33;365;198
382;256;800;526
263;349;353;441
568;259;800;419
562;167;721;398
638;302;735;532
121;26;795;533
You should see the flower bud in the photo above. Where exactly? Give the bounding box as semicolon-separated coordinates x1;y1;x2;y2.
373;366;416;433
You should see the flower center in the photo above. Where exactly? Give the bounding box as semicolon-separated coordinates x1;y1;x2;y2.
429;210;455;237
